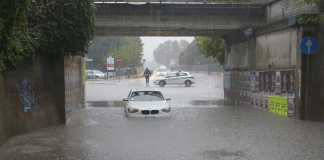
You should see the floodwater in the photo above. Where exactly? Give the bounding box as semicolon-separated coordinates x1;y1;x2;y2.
1;73;324;160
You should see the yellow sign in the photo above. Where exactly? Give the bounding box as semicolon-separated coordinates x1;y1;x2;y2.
268;96;288;117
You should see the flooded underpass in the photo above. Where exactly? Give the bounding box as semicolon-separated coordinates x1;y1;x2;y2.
1;105;324;160
86;99;225;108
1;72;324;160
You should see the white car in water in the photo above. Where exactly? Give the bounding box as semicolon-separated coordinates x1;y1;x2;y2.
153;71;195;87
123;89;171;117
87;70;106;79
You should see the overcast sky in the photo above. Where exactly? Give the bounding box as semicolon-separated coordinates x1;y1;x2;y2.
141;37;194;62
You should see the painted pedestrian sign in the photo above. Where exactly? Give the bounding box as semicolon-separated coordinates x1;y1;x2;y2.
300;37;319;55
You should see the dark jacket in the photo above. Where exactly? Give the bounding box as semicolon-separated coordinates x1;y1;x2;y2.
144;69;151;77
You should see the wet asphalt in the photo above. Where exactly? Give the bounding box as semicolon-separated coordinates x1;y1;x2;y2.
1;72;324;160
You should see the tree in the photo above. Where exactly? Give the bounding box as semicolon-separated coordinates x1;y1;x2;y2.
0;0;95;73
179;40;210;65
28;0;94;56
0;0;33;72
196;36;225;65
87;37;143;70
111;37;143;68
153;40;189;67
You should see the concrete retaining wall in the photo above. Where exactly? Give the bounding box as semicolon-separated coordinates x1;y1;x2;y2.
64;56;85;121
267;0;319;22
256;28;298;69
0;55;65;144
0;54;85;145
224;26;301;119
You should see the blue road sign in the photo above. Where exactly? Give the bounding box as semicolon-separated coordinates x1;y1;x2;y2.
300;37;319;55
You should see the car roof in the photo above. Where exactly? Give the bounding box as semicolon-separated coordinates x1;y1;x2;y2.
130;88;161;92
168;71;190;74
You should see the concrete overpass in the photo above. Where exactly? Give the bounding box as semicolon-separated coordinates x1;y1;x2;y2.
94;2;266;36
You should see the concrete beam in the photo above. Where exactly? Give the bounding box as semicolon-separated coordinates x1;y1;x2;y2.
95;3;266;36
95;26;236;36
94;0;274;4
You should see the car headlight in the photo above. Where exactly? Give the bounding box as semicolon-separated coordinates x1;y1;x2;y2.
128;108;139;113
161;107;171;113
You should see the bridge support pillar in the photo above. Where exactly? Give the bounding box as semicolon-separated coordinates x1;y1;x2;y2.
0;54;85;144
300;22;324;121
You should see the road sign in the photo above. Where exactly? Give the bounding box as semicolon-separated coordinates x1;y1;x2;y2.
300;37;319;55
107;56;115;71
116;58;122;64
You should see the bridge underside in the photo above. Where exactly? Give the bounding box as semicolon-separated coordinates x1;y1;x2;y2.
95;3;266;36
95;0;274;4
95;26;237;36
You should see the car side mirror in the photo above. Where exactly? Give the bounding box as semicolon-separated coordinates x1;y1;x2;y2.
166;98;171;101
123;98;129;101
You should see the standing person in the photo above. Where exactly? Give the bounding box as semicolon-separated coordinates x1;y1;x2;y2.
144;67;152;86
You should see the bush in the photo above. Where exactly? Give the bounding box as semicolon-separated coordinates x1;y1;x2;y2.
0;0;94;73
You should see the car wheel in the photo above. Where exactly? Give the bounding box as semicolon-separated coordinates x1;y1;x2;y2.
185;80;192;87
159;81;166;87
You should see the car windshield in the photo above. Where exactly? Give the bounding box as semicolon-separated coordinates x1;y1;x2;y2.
130;91;164;101
94;70;103;74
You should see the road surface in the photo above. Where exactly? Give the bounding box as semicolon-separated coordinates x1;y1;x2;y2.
1;72;324;160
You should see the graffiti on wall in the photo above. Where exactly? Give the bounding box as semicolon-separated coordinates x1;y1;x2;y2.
16;79;40;112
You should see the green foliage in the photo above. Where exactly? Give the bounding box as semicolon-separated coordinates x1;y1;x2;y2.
153;40;189;67
87;37;143;70
0;0;34;73
297;14;320;25
179;40;212;66
196;37;225;65
111;37;143;68
29;0;95;55
0;0;95;73
295;0;322;25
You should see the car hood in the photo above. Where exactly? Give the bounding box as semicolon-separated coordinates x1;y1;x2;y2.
128;101;169;110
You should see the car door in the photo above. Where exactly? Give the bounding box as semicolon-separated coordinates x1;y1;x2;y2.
175;72;187;84
166;73;177;84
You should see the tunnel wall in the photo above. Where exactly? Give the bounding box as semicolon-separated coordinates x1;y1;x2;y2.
64;56;85;122
255;28;298;69
0;55;66;144
267;0;319;22
223;0;322;120
0;55;85;145
300;19;324;121
224;27;301;119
